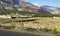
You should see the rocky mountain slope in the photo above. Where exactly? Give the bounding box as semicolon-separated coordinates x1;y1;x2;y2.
0;0;60;14
0;0;39;13
39;6;60;14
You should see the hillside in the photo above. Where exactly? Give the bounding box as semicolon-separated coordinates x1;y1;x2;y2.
0;0;60;14
39;5;60;14
0;0;39;14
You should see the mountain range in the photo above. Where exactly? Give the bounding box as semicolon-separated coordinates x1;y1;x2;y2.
0;0;39;13
0;0;60;14
40;6;60;14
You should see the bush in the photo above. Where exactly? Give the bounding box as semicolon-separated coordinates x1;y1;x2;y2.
52;28;59;34
0;25;2;28
3;26;11;29
2;26;15;29
26;28;36;32
11;24;16;28
39;28;51;32
2;24;16;29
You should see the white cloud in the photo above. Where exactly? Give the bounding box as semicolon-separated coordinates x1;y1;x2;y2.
33;3;40;7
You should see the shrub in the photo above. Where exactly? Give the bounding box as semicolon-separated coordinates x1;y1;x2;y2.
52;28;59;34
0;25;2;28
26;28;36;32
2;24;16;29
11;24;16;28
39;28;51;32
3;26;11;29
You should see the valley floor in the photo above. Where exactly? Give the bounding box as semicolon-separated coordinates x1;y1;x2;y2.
0;17;60;34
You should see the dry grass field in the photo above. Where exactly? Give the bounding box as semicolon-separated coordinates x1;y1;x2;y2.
0;17;60;34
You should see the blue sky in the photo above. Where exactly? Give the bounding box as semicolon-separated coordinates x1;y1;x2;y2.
25;0;60;8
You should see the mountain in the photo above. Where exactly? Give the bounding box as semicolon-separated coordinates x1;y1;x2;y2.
39;5;60;14
0;0;39;13
0;0;60;14
2;0;20;4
